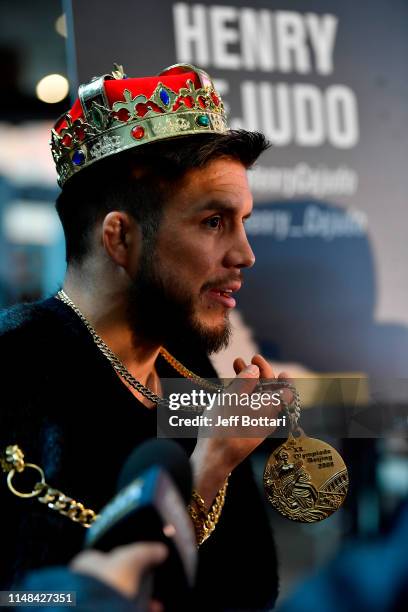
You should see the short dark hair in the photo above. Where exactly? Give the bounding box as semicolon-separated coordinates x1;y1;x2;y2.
55;130;269;264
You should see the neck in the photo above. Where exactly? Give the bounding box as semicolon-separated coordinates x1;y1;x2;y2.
63;272;161;386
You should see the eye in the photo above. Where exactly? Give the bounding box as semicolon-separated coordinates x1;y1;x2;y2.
204;216;222;229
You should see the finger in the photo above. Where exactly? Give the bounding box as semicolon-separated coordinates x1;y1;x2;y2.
251;354;275;379
233;357;247;375
70;550;104;573
230;363;260;395
123;542;168;571
278;370;290;380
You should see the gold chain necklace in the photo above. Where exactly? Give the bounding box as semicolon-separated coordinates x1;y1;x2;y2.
159;346;219;390
56;292;348;525
56;290;220;406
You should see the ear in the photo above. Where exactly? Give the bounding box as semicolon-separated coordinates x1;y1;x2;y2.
102;211;139;269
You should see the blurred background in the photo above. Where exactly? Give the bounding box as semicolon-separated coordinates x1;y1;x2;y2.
1;0;408;605
0;0;66;306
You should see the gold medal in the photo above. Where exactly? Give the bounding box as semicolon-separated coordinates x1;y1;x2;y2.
264;430;348;522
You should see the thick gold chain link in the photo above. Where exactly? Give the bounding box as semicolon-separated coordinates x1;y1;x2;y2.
159;346;220;391
187;476;229;546
36;485;98;527
1;445;98;528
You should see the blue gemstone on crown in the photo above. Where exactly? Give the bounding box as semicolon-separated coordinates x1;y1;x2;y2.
160;88;170;106
72;150;85;166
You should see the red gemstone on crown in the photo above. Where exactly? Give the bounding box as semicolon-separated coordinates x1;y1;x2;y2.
131;126;145;140
75;126;86;141
61;134;72;147
116;108;130;122
211;93;220;106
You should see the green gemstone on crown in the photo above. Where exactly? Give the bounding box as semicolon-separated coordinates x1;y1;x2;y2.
196;114;210;127
91;107;104;130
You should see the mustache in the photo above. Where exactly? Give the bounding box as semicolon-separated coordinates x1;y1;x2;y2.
201;274;244;293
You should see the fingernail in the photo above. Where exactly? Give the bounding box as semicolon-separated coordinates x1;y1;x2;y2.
247;365;259;375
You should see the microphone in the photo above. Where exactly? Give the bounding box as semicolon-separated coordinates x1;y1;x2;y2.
85;439;197;609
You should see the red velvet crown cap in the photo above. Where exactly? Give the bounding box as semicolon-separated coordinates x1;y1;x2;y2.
55;69;206;134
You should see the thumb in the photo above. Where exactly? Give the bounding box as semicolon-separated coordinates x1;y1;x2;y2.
230;363;260;395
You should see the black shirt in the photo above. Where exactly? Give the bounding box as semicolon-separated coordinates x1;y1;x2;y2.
0;297;279;610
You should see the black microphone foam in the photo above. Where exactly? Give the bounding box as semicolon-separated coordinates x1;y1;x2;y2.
117;438;192;504
85;438;197;610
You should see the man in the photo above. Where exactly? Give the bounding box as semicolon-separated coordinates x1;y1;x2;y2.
0;64;282;609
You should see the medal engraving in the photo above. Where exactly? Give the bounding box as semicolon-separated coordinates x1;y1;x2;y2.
264;433;348;522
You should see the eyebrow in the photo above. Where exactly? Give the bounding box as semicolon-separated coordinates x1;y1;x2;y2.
192;199;252;219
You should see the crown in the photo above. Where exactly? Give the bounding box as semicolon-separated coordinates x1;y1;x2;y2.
50;63;228;187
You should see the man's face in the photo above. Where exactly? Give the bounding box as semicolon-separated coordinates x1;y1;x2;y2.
279;451;290;463
127;157;255;354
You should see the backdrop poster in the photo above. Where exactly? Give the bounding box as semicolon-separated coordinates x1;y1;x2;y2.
69;0;408;377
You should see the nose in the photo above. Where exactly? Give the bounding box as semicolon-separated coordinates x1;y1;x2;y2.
224;226;256;269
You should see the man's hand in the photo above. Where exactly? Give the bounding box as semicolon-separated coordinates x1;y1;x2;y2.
190;354;290;509
70;542;167;610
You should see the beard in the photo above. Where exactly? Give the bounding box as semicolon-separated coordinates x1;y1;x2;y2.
126;244;231;355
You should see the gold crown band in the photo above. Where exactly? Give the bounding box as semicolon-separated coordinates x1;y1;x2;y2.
55;110;228;186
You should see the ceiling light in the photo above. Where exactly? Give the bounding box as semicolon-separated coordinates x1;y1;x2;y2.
36;74;69;104
55;14;67;38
